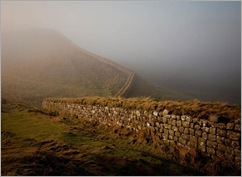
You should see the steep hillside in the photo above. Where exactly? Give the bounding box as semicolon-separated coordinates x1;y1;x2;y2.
2;28;132;106
124;74;193;101
2;28;193;106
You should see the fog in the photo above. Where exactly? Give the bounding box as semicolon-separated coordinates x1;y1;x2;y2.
2;1;241;103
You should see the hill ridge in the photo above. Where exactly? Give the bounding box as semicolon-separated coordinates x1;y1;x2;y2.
76;47;135;97
48;29;135;97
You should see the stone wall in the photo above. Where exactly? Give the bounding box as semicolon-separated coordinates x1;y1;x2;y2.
42;99;241;170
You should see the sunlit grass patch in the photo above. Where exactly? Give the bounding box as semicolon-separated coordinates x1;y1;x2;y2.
1;111;68;141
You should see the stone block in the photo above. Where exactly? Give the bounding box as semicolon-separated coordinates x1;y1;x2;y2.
218;144;227;152
159;128;164;133
169;130;174;136
190;123;194;128
190;136;197;144
182;121;190;128
209;115;218;123
234;149;241;157
202;120;208;127
168;119;172;125
217;129;226;137
227;131;240;141
157;117;162;122
171;114;176;119
192;118;198;124
163;109;170;116
217;136;225;144
174;136;178;142
207;147;215;155
169;140;176;147
198;146;206;153
186;116;192;122
153;111;158;116
189;128;195;136
202;132;208;139
164;124;169;129
181;115;186;121
225;139;231;146
184;128;189;134
195;130;202;137
179;127;184;133
198;138;206;147
209;127;216;134
172;120;176;126
163;135;168;141
194;124;201;130
164;129;169;135
216;150;225;157
231;141;240;149
177;121;182;127
162;117;167;124
175;132;180;137
169;135;174;140
225;147;234;155
172;126;178;132
155;122;160;127
207;140;217;149
234;124;241;131
226;123;234;130
216;123;226;129
203;127;210;133
179;137;187;145
182;134;190;141
208;134;216;142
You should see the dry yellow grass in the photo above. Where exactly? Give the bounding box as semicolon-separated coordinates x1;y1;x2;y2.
44;97;240;120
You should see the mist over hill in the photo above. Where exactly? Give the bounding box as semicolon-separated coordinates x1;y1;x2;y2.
2;1;240;104
2;28;192;106
2;29;130;106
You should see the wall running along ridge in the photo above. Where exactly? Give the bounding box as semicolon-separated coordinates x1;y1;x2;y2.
42;99;241;172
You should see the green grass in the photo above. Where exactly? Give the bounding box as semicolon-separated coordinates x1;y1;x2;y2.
1;111;68;141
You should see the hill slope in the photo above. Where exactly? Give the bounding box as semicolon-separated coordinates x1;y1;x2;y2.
2;28;133;106
124;74;193;101
2;28;192;106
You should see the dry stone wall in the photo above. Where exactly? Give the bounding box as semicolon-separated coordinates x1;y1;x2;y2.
42;100;241;168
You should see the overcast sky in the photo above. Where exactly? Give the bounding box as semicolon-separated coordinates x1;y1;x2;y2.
2;1;241;103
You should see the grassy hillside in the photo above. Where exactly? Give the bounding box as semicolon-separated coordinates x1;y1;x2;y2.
2;29;129;106
1;103;204;175
2;28;195;107
125;74;194;101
